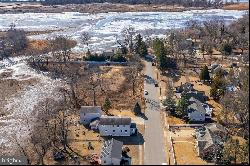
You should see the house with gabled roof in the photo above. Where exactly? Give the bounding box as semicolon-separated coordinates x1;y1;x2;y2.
100;138;123;165
79;106;102;125
195;123;227;161
187;97;207;122
98;116;137;137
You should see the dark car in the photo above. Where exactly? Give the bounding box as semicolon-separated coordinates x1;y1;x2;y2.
154;83;158;87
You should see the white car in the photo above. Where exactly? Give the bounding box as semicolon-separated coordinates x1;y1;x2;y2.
144;90;149;95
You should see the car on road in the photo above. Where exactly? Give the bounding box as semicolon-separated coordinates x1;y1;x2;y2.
144;90;149;95
154;82;158;87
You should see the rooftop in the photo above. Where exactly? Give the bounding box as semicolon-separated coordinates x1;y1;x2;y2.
99;116;131;125
196;123;227;151
80;106;102;114
100;138;123;160
188;97;206;114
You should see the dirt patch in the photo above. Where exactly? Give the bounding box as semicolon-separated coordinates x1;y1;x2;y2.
173;142;208;165
167;116;185;125
109;109;136;118
223;3;249;10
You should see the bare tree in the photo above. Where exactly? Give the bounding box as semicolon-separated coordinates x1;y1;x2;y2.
52;36;72;62
121;26;136;54
80;32;91;46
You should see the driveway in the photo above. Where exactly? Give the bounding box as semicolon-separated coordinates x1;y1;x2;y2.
144;60;167;165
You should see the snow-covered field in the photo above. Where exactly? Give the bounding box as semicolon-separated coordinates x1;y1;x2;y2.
0;9;247;52
0;57;65;154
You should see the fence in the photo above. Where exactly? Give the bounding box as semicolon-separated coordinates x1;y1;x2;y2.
169;124;204;128
169;136;177;165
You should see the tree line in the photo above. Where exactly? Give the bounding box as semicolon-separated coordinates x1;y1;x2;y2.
40;0;228;7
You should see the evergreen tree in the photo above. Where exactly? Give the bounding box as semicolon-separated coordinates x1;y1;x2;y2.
220;42;232;60
200;65;211;81
163;81;176;114
175;91;189;118
135;34;148;57
133;102;142;116
103;98;112;112
200;43;205;59
210;75;226;100
86;49;91;57
152;38;167;70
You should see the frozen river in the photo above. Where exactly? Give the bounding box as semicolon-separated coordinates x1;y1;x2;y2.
0;9;247;52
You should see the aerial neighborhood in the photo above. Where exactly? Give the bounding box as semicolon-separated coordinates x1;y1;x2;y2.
0;0;249;165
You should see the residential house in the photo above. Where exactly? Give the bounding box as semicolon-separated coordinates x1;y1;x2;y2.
186;91;208;103
100;138;123;165
211;65;228;78
80;106;102;125
175;82;194;93
176;90;208;103
210;63;219;70
187;97;207;122
226;84;238;92
195;123;227;161
98;116;137;137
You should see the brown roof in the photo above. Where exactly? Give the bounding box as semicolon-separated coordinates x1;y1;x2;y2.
99;116;131;125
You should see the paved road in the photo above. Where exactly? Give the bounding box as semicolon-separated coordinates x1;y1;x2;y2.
144;61;167;165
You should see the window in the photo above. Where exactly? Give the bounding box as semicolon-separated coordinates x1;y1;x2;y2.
121;130;123;132
104;161;106;164
113;130;115;132
117;125;119;127
105;130;107;132
125;130;127;133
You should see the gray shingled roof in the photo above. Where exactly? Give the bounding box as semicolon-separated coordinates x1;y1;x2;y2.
100;138;123;159
188;97;206;114
80;106;102;114
196;123;227;152
187;91;206;102
99;116;131;125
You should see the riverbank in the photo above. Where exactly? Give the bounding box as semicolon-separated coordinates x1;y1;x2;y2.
0;2;248;14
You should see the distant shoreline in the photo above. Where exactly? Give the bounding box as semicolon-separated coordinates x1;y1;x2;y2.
0;3;248;14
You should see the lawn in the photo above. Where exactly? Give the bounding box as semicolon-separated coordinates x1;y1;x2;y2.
173;142;208;165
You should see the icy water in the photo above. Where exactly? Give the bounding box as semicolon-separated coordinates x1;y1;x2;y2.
0;9;247;52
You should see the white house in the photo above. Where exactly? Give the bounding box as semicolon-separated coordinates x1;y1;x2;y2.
100;138;123;165
80;106;102;125
98;116;137;137
187;97;206;122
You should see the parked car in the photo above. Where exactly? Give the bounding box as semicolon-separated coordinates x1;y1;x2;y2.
144;90;149;95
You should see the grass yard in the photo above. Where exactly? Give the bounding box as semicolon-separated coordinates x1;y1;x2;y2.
167;116;185;125
170;127;209;165
173;142;208;165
